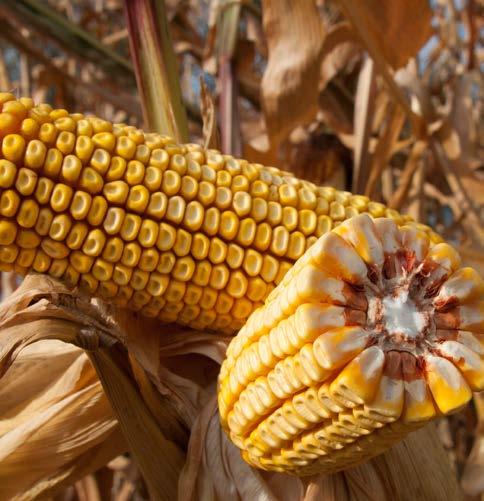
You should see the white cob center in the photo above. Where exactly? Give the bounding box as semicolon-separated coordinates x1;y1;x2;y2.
381;289;426;339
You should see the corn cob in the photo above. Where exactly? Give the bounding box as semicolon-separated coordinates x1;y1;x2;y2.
0;93;429;332
219;215;484;474
0;95;482;476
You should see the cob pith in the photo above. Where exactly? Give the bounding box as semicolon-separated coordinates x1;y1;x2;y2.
0;94;482;476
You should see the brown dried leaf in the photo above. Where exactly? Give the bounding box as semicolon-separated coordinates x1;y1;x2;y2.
336;0;433;70
319;21;361;91
0;275;186;500
261;0;326;147
0;340;123;500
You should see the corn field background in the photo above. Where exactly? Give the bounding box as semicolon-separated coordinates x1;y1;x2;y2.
0;0;482;499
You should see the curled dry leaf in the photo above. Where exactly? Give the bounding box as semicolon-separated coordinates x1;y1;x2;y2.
0;274;185;500
261;0;326;148
0;340;123;500
319;21;361;92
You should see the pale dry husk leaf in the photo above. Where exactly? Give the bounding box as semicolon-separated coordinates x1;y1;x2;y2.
0;274;185;500
0;340;123;500
261;0;326;147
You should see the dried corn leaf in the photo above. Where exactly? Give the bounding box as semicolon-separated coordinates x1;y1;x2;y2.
0;340;123;500
261;0;326;147
319;22;361;92
336;0;432;71
0;275;185;500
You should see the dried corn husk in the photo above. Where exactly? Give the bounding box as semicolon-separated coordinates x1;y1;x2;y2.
0;340;123;500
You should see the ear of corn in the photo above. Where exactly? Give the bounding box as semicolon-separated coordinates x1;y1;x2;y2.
0;95;482;476
219;214;484;475
0;93;434;333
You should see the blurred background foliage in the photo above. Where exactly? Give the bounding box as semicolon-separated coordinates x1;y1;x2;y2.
0;0;482;499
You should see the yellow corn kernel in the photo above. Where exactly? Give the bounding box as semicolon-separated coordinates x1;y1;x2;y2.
39;123;57;144
32;249;51;273
35;208;54;236
42;239;70;259
0;190;20;217
82;229;107;257
0;220;17;245
165;196;185;224
75;135;94;164
104;180;129;205
17;248;36;267
87;196;108;226
70;191;92;220
138;219;158;248
197;181;216;206
121;242;141;267
220;211;239;240
61;155;82;183
66;222;89;250
2;134;26;163
139;248;159;272
0;114;19;139
70;251;94;274
49;214;72;241
115;136;137;159
120;213;141;241
102;237;124;263
50;183;74;212
106;156;127;181
56;131;76;155
25;139;47;169
144;166;163;191
17;199;39;228
16;229;41;249
127;185;149;213
15;168;38;196
125;160;144;185
90;117;112;134
90;148;111;175
79;273;99;294
78;166;103;194
35;177;55;205
92;258;114;282
103;207;125;235
44;148;63;177
0;159;17;188
150;148;169;170
92;132;116;152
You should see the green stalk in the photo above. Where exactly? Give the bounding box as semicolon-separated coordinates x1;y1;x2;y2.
124;0;189;141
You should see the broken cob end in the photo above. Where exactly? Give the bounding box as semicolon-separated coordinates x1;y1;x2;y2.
218;214;484;476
